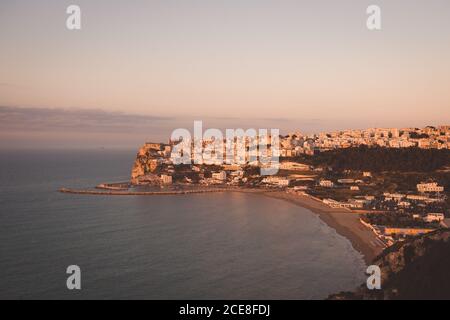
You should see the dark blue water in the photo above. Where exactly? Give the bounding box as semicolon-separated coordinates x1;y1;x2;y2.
0;150;366;299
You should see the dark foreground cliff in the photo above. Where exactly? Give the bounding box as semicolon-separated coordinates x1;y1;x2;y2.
330;229;450;300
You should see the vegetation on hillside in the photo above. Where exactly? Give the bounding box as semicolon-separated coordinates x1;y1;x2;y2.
292;147;450;173
329;229;450;300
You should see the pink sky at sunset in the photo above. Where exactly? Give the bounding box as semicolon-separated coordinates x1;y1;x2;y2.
1;0;449;148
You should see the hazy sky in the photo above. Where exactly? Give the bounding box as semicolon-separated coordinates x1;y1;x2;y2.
1;0;449;148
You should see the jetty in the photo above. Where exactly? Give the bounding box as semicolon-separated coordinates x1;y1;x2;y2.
58;183;276;196
59;187;231;196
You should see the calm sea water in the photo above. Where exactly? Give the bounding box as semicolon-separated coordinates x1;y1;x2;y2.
0;150;366;299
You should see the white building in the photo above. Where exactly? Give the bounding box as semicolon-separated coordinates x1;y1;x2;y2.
262;176;291;187
323;198;356;209
424;213;445;223
212;171;227;181
348;199;367;208
417;182;444;193
323;198;343;208
293;186;309;191
383;193;406;202
406;195;429;201
319;180;334;188
160;174;173;185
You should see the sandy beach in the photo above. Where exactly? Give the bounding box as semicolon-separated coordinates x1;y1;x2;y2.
261;191;385;265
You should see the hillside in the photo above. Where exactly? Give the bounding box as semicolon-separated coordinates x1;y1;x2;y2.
329;229;450;300
291;147;450;172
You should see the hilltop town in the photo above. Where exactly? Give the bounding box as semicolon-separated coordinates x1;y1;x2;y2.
127;125;449;252
280;125;450;156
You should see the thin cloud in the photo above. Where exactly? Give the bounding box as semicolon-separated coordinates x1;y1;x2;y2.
0;83;25;88
0;106;174;133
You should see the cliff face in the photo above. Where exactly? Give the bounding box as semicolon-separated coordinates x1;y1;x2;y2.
131;143;163;184
330;229;450;300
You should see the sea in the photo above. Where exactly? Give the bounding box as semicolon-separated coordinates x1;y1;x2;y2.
0;149;366;299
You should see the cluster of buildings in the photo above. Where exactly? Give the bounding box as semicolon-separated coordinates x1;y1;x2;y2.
318;176;369;190
311;173;447;244
327;181;447;214
131;131;448;248
261;176;291;187
359;182;447;244
279;125;450;156
137;126;449;179
168;134;277;167
133;125;449;185
131;126;448;228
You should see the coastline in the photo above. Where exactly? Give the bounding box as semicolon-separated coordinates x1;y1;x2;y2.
261;191;385;265
60;185;385;265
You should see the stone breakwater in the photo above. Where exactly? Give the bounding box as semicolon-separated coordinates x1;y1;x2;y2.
95;183;130;191
59;186;271;196
59;187;230;196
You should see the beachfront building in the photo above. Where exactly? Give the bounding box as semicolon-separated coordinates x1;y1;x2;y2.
262;176;291;187
322;198;355;209
323;199;343;208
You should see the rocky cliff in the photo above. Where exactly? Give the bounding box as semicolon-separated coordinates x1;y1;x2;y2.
330;229;450;300
131;143;163;184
